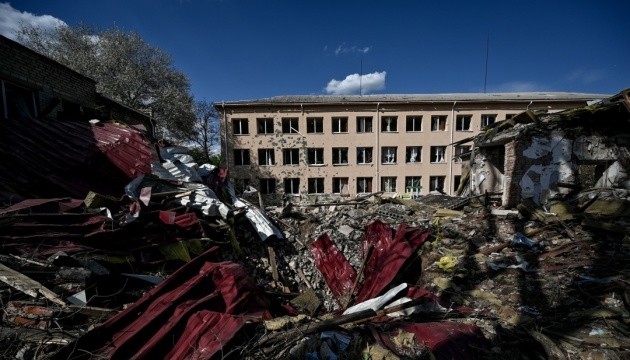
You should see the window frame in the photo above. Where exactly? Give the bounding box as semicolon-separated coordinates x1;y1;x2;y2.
282;148;300;165
381;176;397;193
332;117;349;134
357;177;373;194
431;115;447;132
233;149;251;166
381;146;398;164
306;117;324;134
357;147;373;164
405;146;422;163
258;148;275;166
232;118;249;135
481;114;496;128
332;147;349;165
259;178;276;194
381;116;398;132
405;176;422;194
455;115;472;131
307;148;325;166
307;177;325;194
430;146;447;163
356;116;373;133
256;118;274;134
332;177;349;196
429;176;445;193
284;178;300;195
406;116;423;132
281;117;300;134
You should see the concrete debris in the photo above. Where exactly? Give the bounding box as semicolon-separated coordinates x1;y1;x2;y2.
1;88;630;359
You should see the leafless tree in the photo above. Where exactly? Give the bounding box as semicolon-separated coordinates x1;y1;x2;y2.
188;100;221;164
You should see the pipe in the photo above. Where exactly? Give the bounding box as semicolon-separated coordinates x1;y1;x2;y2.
526;100;533;110
448;101;456;195
375;102;380;193
222;101;229;171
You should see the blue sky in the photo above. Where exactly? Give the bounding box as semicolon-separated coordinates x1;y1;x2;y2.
1;0;629;103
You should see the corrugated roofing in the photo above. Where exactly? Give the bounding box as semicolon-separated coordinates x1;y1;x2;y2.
218;92;611;106
0;118;158;201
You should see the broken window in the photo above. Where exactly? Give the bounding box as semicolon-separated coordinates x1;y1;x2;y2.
259;178;276;194
283;149;299;165
307;117;323;133
381;116;398;132
456;115;472;131
481;114;496;128
232;118;249;135
332;147;348;165
405;176;422;194
307;148;324;165
284;178;300;194
454;145;470;163
357;147;373;164
431;116;447;131
2;80;37;119
381;177;397;192
406;116;422;132
258;149;275;166
381;147;397;164
308;178;325;194
233;149;250;166
405;146;422;163
429;176;445;192
357;116;373;133
357;177;373;193
430;146;446;163
332;117;348;133
332;177;349;196
282;118;299;134
257;118;274;134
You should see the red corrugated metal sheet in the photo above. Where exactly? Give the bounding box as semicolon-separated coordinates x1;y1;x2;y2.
0;118;157;201
51;247;270;360
309;221;431;305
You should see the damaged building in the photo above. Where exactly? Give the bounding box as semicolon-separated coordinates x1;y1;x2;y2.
4;31;630;360
466;88;630;208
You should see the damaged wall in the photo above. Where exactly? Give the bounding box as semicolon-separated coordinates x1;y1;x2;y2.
479;125;630;208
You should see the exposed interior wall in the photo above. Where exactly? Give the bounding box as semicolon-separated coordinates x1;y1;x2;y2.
494;128;630;208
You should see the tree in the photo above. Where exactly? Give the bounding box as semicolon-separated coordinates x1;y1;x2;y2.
16;23;195;140
188;100;221;165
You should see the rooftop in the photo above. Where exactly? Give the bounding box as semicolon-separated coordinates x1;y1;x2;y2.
219;92;611;106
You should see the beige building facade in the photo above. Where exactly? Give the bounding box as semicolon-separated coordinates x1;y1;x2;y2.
216;93;608;199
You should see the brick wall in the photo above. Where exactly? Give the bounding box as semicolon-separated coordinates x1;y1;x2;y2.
0;36;97;113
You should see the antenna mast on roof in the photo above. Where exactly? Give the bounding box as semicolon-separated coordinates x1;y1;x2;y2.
360;52;363;96
484;32;489;93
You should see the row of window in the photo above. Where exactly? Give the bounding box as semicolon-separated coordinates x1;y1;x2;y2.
233;145;471;166
237;176;458;195
233;114;510;135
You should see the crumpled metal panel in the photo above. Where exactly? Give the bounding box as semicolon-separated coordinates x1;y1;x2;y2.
51;247;270;360
0;118;157;200
309;233;357;303
356;221;431;303
309;221;430;306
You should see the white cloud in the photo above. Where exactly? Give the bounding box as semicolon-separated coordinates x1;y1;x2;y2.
0;3;66;40
333;43;371;56
325;71;386;95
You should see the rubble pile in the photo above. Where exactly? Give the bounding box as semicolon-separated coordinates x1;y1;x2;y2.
1;90;630;359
